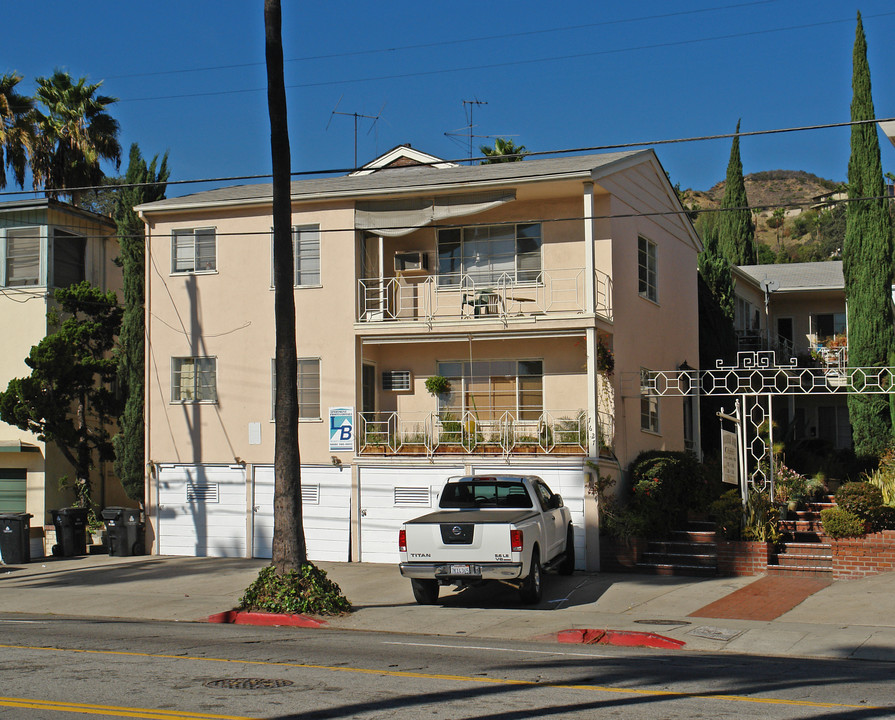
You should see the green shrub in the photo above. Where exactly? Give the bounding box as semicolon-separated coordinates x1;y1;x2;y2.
835;481;883;522
820;507;866;538
240;564;351;616
710;489;743;540
628;450;712;536
873;506;895;531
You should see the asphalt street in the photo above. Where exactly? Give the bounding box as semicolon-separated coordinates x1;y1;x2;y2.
1;615;894;719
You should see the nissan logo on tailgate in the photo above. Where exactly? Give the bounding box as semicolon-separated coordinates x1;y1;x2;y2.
451;525;462;536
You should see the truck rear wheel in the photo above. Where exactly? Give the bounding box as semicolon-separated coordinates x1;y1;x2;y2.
519;549;542;604
558;526;575;575
410;578;440;605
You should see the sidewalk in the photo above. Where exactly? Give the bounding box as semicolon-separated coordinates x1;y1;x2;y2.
2;554;894;662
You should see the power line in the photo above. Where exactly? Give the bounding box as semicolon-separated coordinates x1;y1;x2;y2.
115;11;895;104
1;115;893;201
103;0;783;80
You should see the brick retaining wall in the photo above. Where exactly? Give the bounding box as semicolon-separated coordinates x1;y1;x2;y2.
831;530;895;579
717;539;769;576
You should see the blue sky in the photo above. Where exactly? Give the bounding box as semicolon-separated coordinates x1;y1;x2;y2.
4;0;895;198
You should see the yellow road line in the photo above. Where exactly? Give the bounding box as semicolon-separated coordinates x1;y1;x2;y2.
0;643;884;712
0;695;251;720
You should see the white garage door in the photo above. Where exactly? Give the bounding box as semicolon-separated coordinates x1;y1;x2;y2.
358;465;464;564
473;465;586;570
253;465;350;562
156;465;246;557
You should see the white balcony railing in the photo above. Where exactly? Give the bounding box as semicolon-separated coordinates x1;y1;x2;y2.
357;269;612;324
357;409;613;457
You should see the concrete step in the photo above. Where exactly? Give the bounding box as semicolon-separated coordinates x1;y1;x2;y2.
641;551;717;567
647;540;717;554
634;562;718;577
669;530;717;544
766;565;833;579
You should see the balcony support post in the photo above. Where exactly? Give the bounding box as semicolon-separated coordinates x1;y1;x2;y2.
586;327;599;457
583;182;596;314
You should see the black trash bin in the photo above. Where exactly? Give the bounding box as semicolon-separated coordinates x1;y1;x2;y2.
0;513;32;564
101;507;144;557
50;507;89;557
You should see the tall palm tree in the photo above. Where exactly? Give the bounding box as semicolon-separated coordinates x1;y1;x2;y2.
480;137;527;164
0;72;33;190
30;70;121;205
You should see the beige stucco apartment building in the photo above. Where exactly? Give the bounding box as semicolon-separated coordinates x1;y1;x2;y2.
138;147;701;569
0;199;126;535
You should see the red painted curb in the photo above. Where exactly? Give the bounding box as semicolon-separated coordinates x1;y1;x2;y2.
556;628;684;650
207;610;327;628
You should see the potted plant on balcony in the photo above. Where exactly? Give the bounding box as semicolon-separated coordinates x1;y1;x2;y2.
425;375;451;396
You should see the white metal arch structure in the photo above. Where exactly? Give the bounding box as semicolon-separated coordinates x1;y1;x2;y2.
635;350;894;497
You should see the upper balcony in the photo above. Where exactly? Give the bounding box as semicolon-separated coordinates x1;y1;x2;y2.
357;269;612;327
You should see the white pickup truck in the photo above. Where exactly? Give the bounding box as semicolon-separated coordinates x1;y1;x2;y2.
398;474;574;605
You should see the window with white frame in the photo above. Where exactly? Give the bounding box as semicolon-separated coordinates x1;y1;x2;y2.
172;228;216;273
271;358;321;420
437;223;541;287
171;357;217;402
436;359;543;421
5;228;40;286
294;225;320;286
640;368;659;433
638;236;657;302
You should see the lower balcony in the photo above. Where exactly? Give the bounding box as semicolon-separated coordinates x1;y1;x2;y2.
357;410;613;458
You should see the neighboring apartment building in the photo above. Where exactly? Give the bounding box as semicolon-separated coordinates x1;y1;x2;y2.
0;198;126;530
137;146;701;569
733;261;851;449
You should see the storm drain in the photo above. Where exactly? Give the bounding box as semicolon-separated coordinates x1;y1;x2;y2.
634;619;692;626
205;678;294;690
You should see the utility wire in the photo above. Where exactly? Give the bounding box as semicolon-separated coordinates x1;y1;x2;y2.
104;0;782;80
116;11;895;103
1;115;893;201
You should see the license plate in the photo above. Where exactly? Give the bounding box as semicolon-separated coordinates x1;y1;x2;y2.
450;564;471;575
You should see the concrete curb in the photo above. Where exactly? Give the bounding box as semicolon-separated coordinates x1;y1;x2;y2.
207;610;327;628
556;628;686;650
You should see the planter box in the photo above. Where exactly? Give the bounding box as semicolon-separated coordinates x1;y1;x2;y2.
717;539;770;576
599;535;647;571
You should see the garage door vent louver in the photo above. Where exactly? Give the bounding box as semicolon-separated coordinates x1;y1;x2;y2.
187;482;219;503
382;370;412;391
394;486;430;506
301;484;320;505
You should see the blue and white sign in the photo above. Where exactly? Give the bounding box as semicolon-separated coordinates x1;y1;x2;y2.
329;407;355;451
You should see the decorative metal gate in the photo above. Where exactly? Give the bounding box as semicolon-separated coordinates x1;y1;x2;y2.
637;350;894;498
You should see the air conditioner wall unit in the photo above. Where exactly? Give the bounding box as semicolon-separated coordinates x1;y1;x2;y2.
394;251;428;273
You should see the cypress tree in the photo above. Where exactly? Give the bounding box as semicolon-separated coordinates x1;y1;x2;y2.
843;12;894;459
112;144;169;502
718;120;757;266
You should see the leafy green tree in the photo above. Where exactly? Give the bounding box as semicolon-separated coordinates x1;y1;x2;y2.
112;144;169;503
0;71;32;189
843;12;895;459
0;282;123;510
717;120;756;265
30;70;121;206
480;137;527;164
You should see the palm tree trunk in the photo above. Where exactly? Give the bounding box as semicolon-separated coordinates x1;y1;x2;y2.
265;0;307;573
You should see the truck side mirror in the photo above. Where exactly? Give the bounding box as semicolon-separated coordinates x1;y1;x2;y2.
552;494;564;509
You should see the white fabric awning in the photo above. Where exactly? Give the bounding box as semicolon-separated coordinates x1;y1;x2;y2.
355;191;515;237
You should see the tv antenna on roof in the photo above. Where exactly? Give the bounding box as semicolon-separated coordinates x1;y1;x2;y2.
326;96;385;169
443;99;489;164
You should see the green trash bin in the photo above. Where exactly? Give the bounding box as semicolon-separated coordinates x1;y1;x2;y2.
0;513;32;564
50;508;89;557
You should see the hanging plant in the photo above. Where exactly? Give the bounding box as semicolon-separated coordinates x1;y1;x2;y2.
425;375;451;395
597;339;614;376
